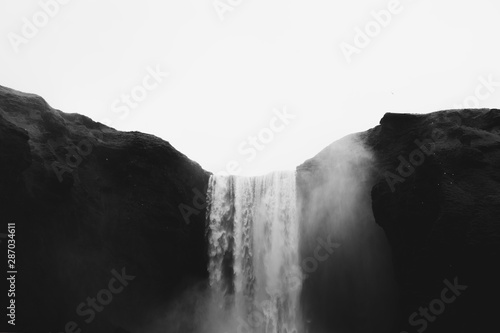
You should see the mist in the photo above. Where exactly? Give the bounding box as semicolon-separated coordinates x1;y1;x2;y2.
147;133;397;333
297;133;398;333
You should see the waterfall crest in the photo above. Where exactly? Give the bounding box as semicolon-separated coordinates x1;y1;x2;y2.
207;171;302;333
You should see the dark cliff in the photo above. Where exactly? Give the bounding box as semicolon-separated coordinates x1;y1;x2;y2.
296;109;500;333
0;85;210;332
367;110;500;332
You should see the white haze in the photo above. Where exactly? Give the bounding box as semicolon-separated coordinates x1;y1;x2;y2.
2;0;500;175
296;133;397;332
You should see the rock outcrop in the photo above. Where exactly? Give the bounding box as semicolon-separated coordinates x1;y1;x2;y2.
296;109;500;333
367;110;500;332
0;85;210;332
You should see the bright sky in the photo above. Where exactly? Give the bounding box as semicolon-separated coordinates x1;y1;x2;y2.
1;0;500;176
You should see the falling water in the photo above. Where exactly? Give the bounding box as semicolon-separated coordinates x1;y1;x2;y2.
207;171;302;333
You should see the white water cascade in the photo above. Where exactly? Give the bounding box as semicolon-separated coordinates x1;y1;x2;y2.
206;171;302;333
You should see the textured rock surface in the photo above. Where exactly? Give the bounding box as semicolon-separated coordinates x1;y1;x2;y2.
296;109;500;332
367;110;500;332
0;85;210;332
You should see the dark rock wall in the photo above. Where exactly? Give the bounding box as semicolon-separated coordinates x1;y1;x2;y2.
0;86;210;332
367;109;500;332
296;109;500;333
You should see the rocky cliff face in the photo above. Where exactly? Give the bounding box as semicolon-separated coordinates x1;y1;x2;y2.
0;85;210;332
366;110;500;332
296;109;500;333
2;85;499;333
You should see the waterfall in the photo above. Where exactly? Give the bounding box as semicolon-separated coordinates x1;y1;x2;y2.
206;171;302;333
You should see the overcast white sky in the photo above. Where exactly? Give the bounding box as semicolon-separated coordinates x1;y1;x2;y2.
1;0;500;175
